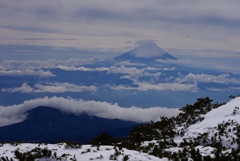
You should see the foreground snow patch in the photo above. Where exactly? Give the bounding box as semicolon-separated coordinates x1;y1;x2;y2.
0;143;168;161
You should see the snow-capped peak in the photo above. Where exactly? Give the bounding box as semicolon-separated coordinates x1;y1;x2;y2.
130;40;170;58
114;40;177;62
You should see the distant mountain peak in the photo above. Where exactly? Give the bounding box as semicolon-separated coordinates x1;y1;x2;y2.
130;41;169;58
114;40;177;62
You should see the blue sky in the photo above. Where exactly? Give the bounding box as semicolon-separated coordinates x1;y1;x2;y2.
1;0;240;52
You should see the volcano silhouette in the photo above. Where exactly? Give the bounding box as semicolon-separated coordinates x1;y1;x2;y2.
114;40;177;63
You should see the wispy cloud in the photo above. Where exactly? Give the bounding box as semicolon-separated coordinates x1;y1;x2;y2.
111;82;197;92
0;58;108;72
156;56;240;74
107;65;169;80
34;82;97;93
115;60;146;67
1;82;97;93
1;83;33;93
176;73;240;84
57;65;174;83
56;65;108;72
0;0;240;51
0;96;180;126
0;69;55;77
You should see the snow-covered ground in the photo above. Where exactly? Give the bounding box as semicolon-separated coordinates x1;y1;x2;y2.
187;97;240;135
137;97;240;159
0;143;168;161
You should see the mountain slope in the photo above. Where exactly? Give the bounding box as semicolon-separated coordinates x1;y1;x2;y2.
187;97;240;136
0;97;239;160
114;41;177;63
0;106;137;144
118;97;240;160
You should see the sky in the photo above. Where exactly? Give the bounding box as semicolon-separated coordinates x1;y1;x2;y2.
1;0;240;52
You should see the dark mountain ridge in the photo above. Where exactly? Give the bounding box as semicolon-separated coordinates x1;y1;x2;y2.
0;106;138;144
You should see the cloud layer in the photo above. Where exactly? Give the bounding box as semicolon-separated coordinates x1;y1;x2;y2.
0;0;240;51
0;69;55;78
110;82;197;92
1;59;239;93
176;73;240;84
0;96;180;127
1;83;97;93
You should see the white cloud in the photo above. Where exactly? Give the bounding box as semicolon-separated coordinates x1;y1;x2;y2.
111;82;197;92
0;83;33;93
207;86;240;92
56;65;108;72
0;69;55;77
108;65;145;79
161;67;176;71
1;82;97;93
176;73;240;84
0;96;180;127
1;58;106;71
34;82;97;93
116;60;146;66
0;58;109;77
137;82;197;91
107;65;164;80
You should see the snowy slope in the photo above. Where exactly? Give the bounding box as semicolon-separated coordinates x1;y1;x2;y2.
183;97;240;149
114;41;177;61
124;97;240;159
127;42;171;58
0;143;168;161
187;97;240;135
